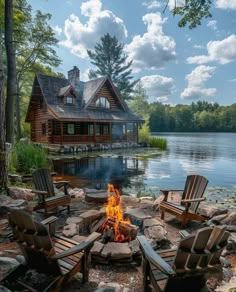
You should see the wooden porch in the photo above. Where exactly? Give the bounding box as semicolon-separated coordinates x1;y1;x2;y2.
49;120;138;145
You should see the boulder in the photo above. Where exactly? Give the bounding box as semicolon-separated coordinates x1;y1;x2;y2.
8;187;35;201
101;242;132;259
198;203;228;218
62;223;78;237
0;195;28;215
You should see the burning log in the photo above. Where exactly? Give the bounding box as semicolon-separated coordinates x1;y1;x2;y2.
99;217;138;241
90;216;107;233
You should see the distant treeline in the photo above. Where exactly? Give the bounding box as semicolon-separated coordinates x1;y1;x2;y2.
149;101;236;132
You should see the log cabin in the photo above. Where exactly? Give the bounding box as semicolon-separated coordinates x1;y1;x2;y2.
25;66;143;146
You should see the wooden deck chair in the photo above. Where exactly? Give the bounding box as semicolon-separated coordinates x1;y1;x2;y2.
7;209;101;291
160;175;208;226
137;225;230;292
32;168;71;217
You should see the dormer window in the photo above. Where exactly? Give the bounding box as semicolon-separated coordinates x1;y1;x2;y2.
66;96;73;104
96;96;110;109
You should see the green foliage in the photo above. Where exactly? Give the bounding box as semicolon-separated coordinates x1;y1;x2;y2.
148;136;167;150
128;81;150;119
139;121;167;150
9;142;48;174
87;33;137;100
149;101;236;132
172;0;212;29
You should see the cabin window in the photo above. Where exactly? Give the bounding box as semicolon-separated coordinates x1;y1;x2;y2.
66;96;73;104
96;96;110;109
103;124;109;135
67;123;75;135
42;123;47;136
96;124;101;136
127;123;135;133
88;124;94;135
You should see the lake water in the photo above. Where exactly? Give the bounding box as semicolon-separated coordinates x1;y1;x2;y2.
53;132;236;205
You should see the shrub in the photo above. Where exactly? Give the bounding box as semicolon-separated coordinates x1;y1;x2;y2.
9;142;48;174
139;121;167;150
148;136;167;150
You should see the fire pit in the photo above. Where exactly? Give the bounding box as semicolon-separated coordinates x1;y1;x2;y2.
92;184;138;243
63;184;170;265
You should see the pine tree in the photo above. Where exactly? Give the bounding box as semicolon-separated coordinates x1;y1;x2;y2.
87;33;137;101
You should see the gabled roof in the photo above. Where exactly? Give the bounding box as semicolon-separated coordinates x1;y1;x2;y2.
26;71;143;123
37;74;71;105
58;85;72;97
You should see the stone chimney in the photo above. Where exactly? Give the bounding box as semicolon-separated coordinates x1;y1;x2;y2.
68;66;80;95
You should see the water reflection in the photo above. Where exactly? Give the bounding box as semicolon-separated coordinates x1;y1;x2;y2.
53;133;236;194
53;156;145;189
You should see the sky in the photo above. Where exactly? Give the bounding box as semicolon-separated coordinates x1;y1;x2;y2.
27;0;236;105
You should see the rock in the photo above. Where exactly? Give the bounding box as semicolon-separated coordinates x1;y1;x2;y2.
80;210;101;221
221;211;236;225
69;188;85;199
125;207;152;227
153;195;164;210
0;257;20;272
96;282;122;292
144;226;171;249
8;187;35;201
129;239;141;255
198;203;228;218
16;255;26;265
91;241;104;255
120;195;140;205
0;196;28;215
66;216;83;225
62;223;78;237
143;218;164;229
101;242;132;259
85;190;108;203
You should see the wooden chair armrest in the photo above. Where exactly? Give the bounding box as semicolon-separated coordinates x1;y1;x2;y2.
51;232;101;260
181;198;206;203
53;180;70;185
41;216;58;225
41;216;58;235
179;230;190;238
137;236;176;276
31;189;48;195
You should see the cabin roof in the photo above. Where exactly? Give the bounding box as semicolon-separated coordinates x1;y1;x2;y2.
48;105;141;121
27;72;143;123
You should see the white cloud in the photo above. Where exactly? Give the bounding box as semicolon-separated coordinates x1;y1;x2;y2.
61;0;127;58
187;37;191;42
53;25;62;35
187;35;236;64
207;20;217;30
142;1;162;9
193;44;204;49
229;78;236;82
181;65;217;100
126;13;176;72
140;74;174;103
215;0;236;10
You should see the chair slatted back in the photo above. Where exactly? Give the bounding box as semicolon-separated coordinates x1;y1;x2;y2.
174;226;230;273
32;168;55;202
8;210;61;276
182;175;208;213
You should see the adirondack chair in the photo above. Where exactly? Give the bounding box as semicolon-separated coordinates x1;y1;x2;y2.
160;175;208;226
5;209;101;291
137;225;230;292
32;168;71;217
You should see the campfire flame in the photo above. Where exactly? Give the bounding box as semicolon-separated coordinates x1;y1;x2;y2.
103;184;131;242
